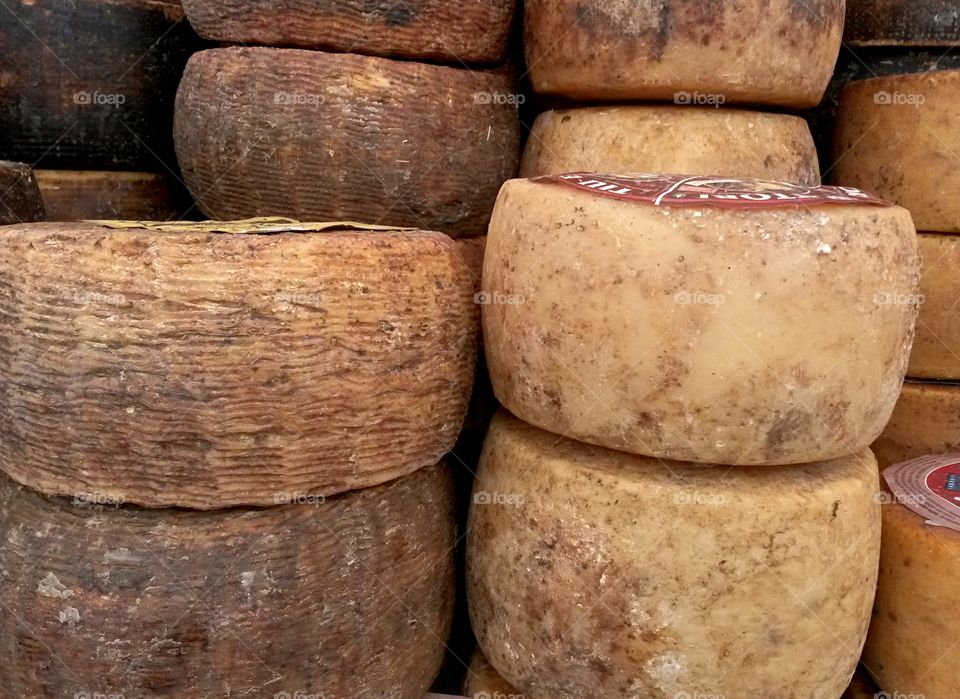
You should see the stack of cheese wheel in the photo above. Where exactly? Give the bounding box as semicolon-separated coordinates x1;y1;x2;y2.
0;218;481;697
519;0;845;182
833;29;960;694
174;1;521;237
466;173;920;698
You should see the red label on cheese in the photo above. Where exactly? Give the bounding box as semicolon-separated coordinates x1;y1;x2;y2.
884;454;960;532
535;173;892;209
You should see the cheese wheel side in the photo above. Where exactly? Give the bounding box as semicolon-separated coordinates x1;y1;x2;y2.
871;382;960;468
909;233;960;379
35;170;193;222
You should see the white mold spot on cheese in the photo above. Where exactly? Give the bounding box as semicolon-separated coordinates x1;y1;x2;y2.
37;572;73;599
58;607;81;625
645;651;685;689
816;241;832;255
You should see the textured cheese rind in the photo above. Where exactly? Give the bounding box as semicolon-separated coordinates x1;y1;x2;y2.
522;0;844;107
520;107;821;185
180;0;516;64
463;649;522;698
467;412;881;699
871;382;960;468
863;502;960;699
845;0;960;46
35;170;192;222
0;160;44;224
483;178;919;465
908;234;960;379
834;71;960;233
174;47;521;237
0;223;478;509
0;463;455;698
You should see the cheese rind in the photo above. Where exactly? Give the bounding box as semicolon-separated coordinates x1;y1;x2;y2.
35;170;192;222
908;234;960;379
467;412;881;699
180;0;516;64
844;0;960;46
174;47;521;237
834;71;960;233
863;501;960;699
463;649;521;698
483;178;919;465
0;463;456;698
871;382;960;468
0;160;44;224
520;107;821;185
0;222;478;509
522;0;844;107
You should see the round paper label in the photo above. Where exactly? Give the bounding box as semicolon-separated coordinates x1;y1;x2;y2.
884;454;960;532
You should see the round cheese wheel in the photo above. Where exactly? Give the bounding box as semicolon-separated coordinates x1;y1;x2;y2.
908;233;960;379
845;0;960;46
834;70;960;233
520;106;821;185
863;501;960;699
467;411;881;699
0;462;455;698
0;0;196;169
871;381;960;469
0;221;478;509
35;170;193;222
174;47;521;237
464;649;521;699
0;160;44;224
484;175;919;465
181;0;516;64
522;0;844;108
844;668;880;698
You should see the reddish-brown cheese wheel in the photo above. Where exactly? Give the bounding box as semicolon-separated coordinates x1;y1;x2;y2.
0;160;45;224
0;222;478;509
523;0;844;108
35;170;193;222
0;463;456;698
181;0;516;64
174;47;521;237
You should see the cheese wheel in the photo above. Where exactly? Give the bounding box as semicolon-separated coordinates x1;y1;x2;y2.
834;71;960;233
0;161;44;224
467;411;881;699
844;668;880;698
174;48;521;237
0;462;455;698
520;107;821;185
845;0;960;46
522;0;844;108
181;0;516;64
35;170;193;222
484;176;919;465
863;501;960;699
908;234;960;379
464;649;521;699
0;0;196;169
0;221;478;509
871;381;960;469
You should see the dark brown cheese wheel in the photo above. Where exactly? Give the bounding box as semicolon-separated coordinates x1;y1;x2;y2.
35;170;194;222
0;0;198;169
834;70;960;233
0;221;478;509
174;48;521;237
0;161;45;224
845;0;960;46
871;381;960;469
0;462;455;699
522;0;844;108
181;0;516;64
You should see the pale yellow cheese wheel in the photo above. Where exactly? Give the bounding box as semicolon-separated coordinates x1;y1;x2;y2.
483;177;919;465
467;411;881;699
910;233;960;379
521;106;821;186
872;381;960;468
834;71;960;233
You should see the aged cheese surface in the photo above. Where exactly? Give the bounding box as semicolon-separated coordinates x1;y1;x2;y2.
520;106;821;185
522;0;844;107
845;0;960;46
181;0;516;64
463;649;522;698
483;176;919;465
467;412;881;699
871;381;960;468
908;233;960;379
35;170;193;222
0;222;478;509
863;501;960;699
175;47;521;237
834;70;960;233
0;463;456;698
0;160;44;224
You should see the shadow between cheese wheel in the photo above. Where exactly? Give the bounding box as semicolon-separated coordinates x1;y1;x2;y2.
843;667;881;697
0;462;456;698
0;220;478;509
466;411;881;699
483;174;919;465
34;170;194;222
463;648;522;699
0;160;45;224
